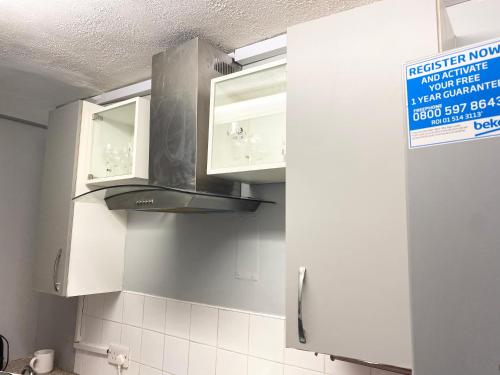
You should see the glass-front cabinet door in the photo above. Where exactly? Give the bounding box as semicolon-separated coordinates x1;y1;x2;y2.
86;97;150;186
207;60;286;183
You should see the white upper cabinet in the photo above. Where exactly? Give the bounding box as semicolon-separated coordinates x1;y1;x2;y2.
35;100;127;297
86;97;150;187
286;0;438;371
207;60;286;184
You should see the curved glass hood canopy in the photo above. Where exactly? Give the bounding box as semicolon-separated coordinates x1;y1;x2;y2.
73;184;273;213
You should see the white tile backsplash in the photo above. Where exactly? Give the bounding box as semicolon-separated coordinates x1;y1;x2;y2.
284;365;323;375
81;314;103;344
217;309;249;354
370;371;398;375
121;324;143;362
141;329;165;369
325;360;371;375
163;335;189;375
249;314;285;362
190;304;218;346
123;292;145;327
165;300;191;339
102;320;122;346
248;356;284;375
84;294;104;317
73;350;87;374
123;361;140;375
75;351;102;374
102;292;124;322
101;362;119;375
75;291;404;375
216;349;247;375
285;348;324;372
140;364;163;375
188;342;216;375
143;295;167;333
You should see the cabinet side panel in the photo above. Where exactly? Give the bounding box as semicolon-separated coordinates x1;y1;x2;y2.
285;0;438;367
408;133;500;374
74;101;103;197
133;97;150;180
35;101;82;295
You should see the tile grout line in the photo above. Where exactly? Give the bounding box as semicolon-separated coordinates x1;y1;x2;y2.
139;293;145;370
124;290;285;320
186;302;193;375
163;297;168;373
215;307;220;375
247;310;251;375
282;319;285;374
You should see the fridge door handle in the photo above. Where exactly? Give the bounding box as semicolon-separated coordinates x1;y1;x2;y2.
298;266;307;343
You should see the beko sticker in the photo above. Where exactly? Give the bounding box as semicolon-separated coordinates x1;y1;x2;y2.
404;39;500;148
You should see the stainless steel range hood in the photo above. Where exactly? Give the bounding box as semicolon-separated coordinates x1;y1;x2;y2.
74;185;271;213
74;38;274;213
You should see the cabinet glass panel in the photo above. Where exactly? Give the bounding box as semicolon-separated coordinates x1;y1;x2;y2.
89;102;135;180
211;63;286;170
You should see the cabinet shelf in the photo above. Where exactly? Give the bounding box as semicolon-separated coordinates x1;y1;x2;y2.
213;92;286;125
209;161;286;184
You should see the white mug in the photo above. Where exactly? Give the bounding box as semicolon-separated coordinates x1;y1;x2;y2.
29;349;54;374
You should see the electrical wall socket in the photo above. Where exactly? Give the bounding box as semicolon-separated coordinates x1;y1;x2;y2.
107;343;130;368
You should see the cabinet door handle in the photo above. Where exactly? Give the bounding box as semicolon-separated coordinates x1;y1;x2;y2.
53;249;62;292
298;266;307;344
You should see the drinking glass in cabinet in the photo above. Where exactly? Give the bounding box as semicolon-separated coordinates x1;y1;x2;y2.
208;60;286;183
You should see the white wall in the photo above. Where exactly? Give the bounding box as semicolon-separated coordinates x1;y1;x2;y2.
0;119;45;359
124;184;285;315
0;64;96;125
0;118;78;371
35;294;78;371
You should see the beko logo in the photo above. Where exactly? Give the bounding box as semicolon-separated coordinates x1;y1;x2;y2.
474;118;500;137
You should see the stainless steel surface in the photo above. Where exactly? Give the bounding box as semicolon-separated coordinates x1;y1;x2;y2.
78;38;272;213
77;185;271;213
106;189;262;213
298;266;306;344
213;57;241;75
150;37;239;195
53;249;62;292
328;355;412;375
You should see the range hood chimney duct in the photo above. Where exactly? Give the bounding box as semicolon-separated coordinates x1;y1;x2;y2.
149;38;240;196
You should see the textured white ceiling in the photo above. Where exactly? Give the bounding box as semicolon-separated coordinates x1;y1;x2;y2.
0;0;376;97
